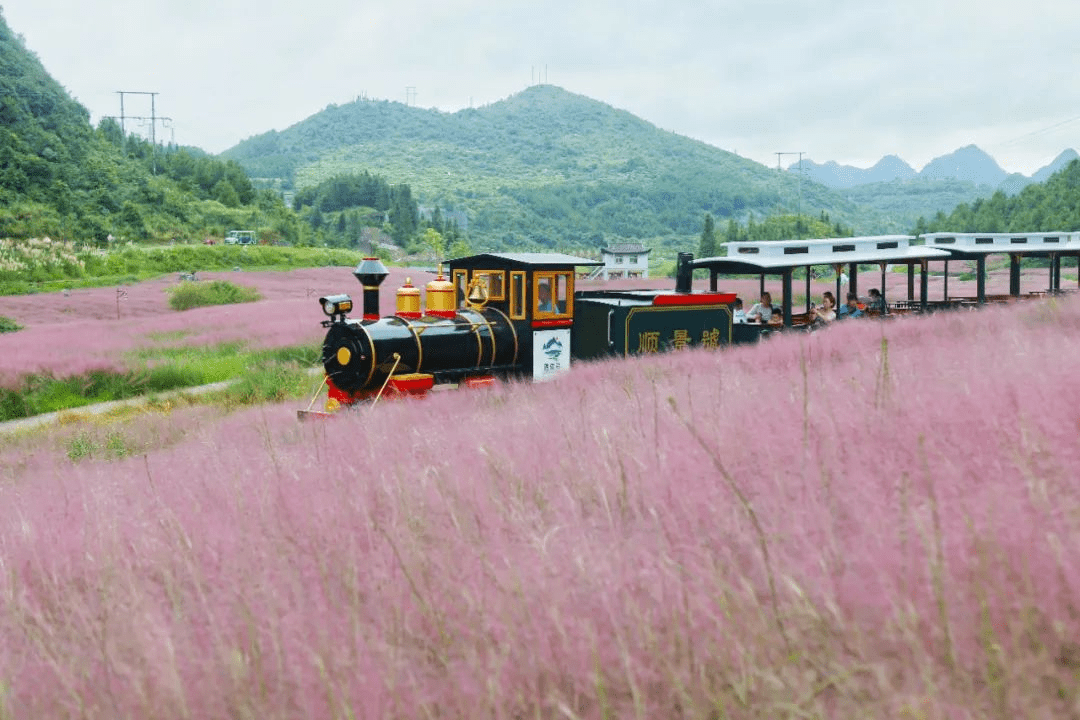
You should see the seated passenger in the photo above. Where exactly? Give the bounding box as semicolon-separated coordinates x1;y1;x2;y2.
810;291;837;324
837;291;864;319
768;308;784;326
733;298;747;324
537;282;553;312
745;292;774;324
866;288;886;314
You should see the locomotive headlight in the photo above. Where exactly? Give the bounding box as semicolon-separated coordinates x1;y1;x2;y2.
319;294;353;317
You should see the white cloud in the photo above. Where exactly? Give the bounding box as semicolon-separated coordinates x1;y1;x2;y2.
3;0;1079;173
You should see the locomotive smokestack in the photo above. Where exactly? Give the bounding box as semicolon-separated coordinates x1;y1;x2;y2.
353;257;389;321
675;252;694;293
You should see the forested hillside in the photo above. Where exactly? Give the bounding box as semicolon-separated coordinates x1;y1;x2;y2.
0;10;296;245
224;86;872;252
920;159;1080;233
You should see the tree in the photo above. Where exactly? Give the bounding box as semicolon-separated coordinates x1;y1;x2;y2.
389;184;418;242
725;218;743;244
698;213;717;258
120;201;147;239
212;179;240;208
308;205;324;230
448;238;472;259
422;227;445;261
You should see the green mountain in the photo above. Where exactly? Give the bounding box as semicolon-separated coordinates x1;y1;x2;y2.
921;158;1080;233
0;9;295;245
224;85;871;252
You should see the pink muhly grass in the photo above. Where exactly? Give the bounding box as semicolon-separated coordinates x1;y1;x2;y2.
0;294;1079;717
0;267;423;384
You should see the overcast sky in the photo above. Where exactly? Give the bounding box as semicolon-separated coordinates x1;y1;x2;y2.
4;0;1079;175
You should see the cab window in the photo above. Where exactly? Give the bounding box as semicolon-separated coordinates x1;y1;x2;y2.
534;271;573;318
473;270;505;301
452;269;468;307
509;271;526;319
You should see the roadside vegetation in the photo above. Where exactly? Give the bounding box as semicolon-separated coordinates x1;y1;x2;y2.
0;343;319;422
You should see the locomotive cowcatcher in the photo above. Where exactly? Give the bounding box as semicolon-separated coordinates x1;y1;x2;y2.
302;252;737;417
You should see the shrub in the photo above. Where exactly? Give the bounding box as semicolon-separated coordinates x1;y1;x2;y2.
0;315;21;333
167;279;261;311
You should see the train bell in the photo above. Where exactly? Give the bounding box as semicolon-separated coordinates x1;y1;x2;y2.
466;277;489;308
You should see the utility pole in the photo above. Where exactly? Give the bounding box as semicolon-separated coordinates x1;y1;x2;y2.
105;91;172;173
405;86;416;106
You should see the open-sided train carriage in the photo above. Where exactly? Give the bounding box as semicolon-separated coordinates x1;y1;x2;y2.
692;232;1080;331
693;235;952;334
921;232;1080;305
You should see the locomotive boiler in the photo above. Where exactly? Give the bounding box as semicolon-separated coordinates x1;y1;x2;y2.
319;258;519;398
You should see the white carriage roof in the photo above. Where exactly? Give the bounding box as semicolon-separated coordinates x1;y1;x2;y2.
694;235;951;272
921;232;1080;255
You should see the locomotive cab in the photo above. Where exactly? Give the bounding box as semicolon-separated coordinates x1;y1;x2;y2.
447;253;601;381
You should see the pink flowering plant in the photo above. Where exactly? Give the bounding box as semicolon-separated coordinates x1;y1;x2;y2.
1;294;1079;717
0;266;427;418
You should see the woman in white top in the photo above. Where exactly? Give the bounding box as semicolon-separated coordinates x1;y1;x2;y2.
810;291;837;324
745;292;774;324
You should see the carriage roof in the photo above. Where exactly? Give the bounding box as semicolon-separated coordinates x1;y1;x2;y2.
921;232;1080;258
693;235;952;274
448;253;603;271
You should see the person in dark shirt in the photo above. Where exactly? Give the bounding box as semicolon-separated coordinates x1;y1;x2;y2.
866;288;886;314
837;292;864;319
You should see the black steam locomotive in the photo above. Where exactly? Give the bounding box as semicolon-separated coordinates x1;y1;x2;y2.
305;252;737;415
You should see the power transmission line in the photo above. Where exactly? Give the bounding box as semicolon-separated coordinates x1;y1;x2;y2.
106;91;171;145
103;91;172;173
995;114;1080;147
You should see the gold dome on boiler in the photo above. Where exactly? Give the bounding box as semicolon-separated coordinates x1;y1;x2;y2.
425;269;456;318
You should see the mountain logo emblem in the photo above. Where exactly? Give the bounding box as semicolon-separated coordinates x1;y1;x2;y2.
543;336;563;359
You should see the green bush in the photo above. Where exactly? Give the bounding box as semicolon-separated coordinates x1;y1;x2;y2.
0;316;22;333
167;280;261;311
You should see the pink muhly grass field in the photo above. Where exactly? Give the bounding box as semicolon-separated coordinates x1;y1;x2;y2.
0;263;1060;384
0;267;422;384
2;295;1080;717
